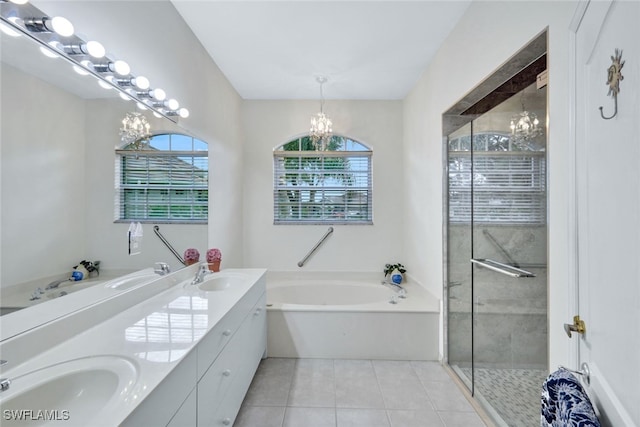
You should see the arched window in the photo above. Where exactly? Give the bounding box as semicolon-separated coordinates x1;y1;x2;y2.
273;135;372;224
115;133;208;223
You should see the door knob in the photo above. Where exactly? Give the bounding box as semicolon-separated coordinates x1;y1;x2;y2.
564;315;586;337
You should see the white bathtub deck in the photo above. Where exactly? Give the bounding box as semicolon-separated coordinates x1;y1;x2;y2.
266;273;440;360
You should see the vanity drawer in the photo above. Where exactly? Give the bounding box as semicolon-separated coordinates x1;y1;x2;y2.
196;279;265;378
196;327;244;419
198;292;266;426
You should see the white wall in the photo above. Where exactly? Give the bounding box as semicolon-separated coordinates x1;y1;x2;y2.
403;0;578;367
1;65;88;286
242;100;403;272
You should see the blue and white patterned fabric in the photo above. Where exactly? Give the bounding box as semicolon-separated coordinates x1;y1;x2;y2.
541;368;600;427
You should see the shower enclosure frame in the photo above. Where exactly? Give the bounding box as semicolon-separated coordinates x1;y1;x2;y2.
442;29;549;424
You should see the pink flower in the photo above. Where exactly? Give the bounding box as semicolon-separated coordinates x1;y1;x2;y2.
206;248;222;262
183;248;200;263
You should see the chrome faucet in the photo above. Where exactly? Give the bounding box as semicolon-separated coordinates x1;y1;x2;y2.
154;262;171;276
191;263;211;285
30;287;45;300
1;360;10;392
381;280;407;298
45;279;68;290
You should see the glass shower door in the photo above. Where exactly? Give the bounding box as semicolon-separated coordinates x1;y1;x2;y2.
446;122;474;392
470;83;548;426
446;82;548;426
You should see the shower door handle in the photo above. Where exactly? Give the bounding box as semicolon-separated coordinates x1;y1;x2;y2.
470;258;536;278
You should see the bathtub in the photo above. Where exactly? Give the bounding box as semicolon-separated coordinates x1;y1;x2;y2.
266;272;440;360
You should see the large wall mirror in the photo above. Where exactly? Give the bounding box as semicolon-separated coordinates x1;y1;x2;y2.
0;5;203;335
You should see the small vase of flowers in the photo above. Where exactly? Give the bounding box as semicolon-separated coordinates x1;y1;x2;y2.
384;263;406;285
183;248;200;266
206;248;222;272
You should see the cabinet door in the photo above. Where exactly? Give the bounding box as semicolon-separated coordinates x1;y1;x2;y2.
167;388;197;427
120;350;197;427
197;327;244;420
198;292;266;426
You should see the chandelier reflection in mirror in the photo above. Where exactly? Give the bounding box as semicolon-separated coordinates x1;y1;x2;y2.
0;0;189;122
310;76;333;151
510;91;543;149
120;112;151;150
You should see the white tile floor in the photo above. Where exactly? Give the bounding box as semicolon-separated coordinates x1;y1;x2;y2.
235;358;488;427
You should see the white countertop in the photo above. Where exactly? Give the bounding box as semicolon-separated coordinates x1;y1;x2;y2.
0;266;267;426
0;268;161;342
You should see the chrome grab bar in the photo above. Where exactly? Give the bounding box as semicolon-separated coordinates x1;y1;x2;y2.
153;225;186;266
470;258;536;278
298;227;334;267
482;229;519;268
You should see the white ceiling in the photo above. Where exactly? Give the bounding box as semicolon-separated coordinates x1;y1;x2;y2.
171;1;471;100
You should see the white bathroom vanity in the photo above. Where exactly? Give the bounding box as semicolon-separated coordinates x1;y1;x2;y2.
0;265;267;427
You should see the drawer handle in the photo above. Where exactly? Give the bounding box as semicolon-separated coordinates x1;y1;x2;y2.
223;369;231;377
254;308;262;316
222;417;231;425
222;329;232;336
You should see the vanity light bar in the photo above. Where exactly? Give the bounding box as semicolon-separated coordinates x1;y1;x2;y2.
64;41;106;59
23;16;74;37
0;1;189;122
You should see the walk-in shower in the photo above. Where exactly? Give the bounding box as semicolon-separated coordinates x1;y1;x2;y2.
443;31;548;426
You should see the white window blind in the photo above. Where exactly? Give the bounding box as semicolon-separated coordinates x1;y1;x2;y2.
449;151;546;224
273;136;372;224
115;134;208;223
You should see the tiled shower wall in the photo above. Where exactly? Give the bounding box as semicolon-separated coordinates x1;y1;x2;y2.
448;224;547;369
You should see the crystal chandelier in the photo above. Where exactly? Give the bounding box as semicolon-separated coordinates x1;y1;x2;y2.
120;111;151;149
310;76;333;150
509;92;543;148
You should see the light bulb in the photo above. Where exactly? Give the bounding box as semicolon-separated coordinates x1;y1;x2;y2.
98;80;112;90
149;88;166;101
73;65;89;76
9;0;30;4
48;16;74;37
0;22;21;37
165;99;179;110
132;76;150;90
113;60;130;76
85;41;105;58
178;108;190;119
39;45;59;59
48;41;63;51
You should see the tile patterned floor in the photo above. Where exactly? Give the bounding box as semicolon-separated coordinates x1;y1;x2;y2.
235;358;488;427
459;367;547;427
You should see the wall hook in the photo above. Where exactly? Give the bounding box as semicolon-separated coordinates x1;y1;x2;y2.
599;93;618;120
599;48;624;120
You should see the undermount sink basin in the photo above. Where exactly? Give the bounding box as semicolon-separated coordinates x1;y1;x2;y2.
105;269;159;290
189;272;249;292
0;356;138;426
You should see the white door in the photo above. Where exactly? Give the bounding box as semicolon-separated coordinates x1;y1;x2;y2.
573;0;640;426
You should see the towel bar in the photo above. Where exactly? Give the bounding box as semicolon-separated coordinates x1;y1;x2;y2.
470;258;536;278
559;363;591;385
